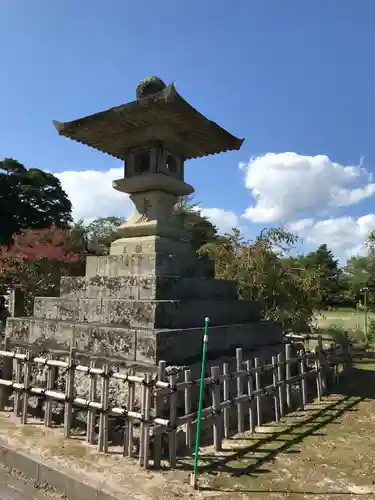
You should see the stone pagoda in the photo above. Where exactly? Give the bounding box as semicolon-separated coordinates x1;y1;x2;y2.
6;77;282;366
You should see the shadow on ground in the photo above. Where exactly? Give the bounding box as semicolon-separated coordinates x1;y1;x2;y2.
177;350;375;497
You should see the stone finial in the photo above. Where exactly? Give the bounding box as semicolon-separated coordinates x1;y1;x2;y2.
136;76;166;100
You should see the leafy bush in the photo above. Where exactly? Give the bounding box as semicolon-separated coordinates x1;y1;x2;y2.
200;228;322;332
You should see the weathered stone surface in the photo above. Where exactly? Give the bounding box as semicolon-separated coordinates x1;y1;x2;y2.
85;253;214;278
60;276;237;300
33;296;260;328
110;234;191;256
6;317;282;365
6;318;137;361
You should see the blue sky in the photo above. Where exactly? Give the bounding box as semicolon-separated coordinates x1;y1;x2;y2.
2;1;375;260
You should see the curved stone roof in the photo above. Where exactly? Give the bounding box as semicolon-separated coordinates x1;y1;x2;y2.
53;83;244;160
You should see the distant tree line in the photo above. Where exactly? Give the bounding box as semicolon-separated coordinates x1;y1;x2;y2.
1;158;374;329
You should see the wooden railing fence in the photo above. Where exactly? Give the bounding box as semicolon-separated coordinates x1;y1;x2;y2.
0;335;350;470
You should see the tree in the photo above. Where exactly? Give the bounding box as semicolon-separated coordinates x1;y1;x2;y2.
341;256;370;306
200;227;321;332
0;158;72;244
174;195;219;250
69;216;125;256
0;227;84;315
302;244;340;307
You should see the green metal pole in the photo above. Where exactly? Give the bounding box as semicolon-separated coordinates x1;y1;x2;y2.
190;317;209;490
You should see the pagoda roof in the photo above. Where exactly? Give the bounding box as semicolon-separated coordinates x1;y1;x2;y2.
53;84;244;160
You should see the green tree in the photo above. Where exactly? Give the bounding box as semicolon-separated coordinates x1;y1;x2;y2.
341;256;370;306
200;227;321;332
302;244;340;307
70;216;125;256
174;195;219;251
0;158;72;244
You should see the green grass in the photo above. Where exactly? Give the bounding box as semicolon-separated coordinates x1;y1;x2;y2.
314;308;375;332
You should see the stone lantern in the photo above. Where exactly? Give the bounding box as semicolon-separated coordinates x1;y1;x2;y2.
6;77;282;367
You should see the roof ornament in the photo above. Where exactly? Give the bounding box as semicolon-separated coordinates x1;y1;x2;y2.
136;76;166;100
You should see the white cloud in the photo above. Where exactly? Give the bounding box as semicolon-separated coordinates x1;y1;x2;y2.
241;152;375;223
200;208;241;235
287;214;375;257
57;168;241;235
56;167;133;222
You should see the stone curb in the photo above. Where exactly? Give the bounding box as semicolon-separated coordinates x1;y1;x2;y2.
0;439;136;500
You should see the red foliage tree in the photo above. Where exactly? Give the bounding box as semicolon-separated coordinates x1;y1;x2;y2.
0;226;85;313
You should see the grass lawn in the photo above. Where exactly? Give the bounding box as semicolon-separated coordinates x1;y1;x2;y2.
314;308;375;331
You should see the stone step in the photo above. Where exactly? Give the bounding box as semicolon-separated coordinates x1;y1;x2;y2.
33;296;260;329
60;276;237;300
85;252;215;278
5;317;283;365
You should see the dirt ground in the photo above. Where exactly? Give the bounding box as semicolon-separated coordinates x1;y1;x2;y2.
0;352;375;500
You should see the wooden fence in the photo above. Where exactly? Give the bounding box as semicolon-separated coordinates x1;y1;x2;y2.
0;336;350;470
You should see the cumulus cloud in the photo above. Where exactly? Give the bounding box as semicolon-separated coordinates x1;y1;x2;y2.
200;208;241;235
57;167;240;235
241;153;375;223
56;167;133;222
287;214;375;257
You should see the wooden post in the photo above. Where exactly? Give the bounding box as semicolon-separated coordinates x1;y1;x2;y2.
272;356;280;423
153;360;166;468
139;376;146;465
314;347;322;403
98;364;109;453
64;347;75;439
168;373;178;468
285;344;293;409
236;348;244;433
222;363;230;439
124;368;135;458
254;357;262;427
343;330;352;371
299;350;307;409
87;360;97;444
14;348;22;417
141;373;152;469
246;359;255;433
184;368;193;449
44;354;53;427
8;288;25;318
330;342;338;387
304;335;310;353
277;353;285;418
211;366;222;451
21;351;31;425
0;337;12;410
317;335;327;395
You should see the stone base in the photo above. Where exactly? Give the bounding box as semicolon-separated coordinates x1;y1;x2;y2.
60;275;237;300
5;317;283;365
110;235;191;256
5;247;283;369
85;252;215;278
32;295;260;329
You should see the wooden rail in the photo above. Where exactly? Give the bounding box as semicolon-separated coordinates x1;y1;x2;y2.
0;335;350;470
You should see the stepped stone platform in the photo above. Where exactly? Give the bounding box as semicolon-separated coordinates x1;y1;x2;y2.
5;76;283;367
5;250;281;366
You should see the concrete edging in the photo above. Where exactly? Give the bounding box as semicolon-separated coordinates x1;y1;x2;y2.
0;439;136;500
